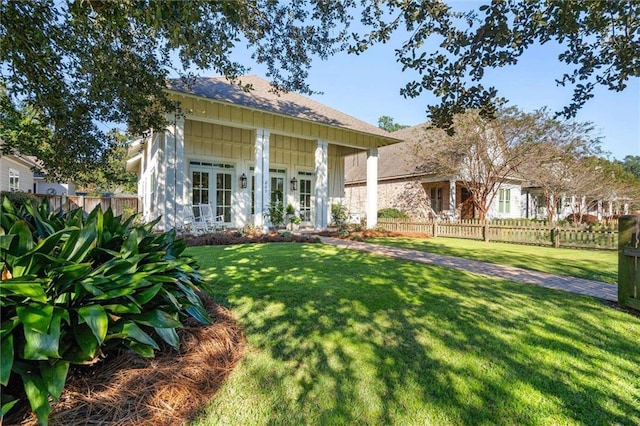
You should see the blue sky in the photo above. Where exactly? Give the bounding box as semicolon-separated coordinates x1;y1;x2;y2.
220;4;639;162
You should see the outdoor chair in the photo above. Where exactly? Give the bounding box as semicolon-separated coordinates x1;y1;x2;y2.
198;203;226;231
182;205;209;235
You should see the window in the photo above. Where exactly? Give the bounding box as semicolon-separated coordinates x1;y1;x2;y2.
9;169;19;191
499;188;511;214
430;187;443;212
191;162;235;223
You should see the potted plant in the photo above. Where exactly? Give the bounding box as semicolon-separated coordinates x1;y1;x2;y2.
285;203;301;230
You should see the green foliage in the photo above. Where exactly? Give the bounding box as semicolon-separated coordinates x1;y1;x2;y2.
268;202;284;227
75;130;138;194
330;204;348;230
377;208;409;219
621;155;640;180
355;1;640;129
0;191;40;209
377;116;409;132
1;1;354;179
0;197;210;425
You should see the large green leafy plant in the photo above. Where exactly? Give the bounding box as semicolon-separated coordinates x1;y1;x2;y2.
0;198;211;425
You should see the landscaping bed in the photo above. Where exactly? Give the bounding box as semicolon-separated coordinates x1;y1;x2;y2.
9;297;245;426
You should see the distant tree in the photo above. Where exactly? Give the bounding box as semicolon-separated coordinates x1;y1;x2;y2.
519;115;602;224
75;131;138;195
621;155;640;179
377;116;409;132
410;107;557;220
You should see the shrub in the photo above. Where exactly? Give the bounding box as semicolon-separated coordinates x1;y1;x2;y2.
330;204;348;230
268;202;284;227
0;191;40;209
0;198;211;425
377;208;409;219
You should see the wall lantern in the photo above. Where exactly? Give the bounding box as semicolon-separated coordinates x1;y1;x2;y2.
290;177;298;191
240;173;248;189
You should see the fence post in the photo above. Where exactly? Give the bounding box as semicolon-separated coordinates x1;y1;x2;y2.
432;222;438;237
618;215;639;308
551;227;560;248
483;223;489;242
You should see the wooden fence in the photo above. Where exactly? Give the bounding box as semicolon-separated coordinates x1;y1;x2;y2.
618;215;640;310
377;218;618;250
35;194;141;217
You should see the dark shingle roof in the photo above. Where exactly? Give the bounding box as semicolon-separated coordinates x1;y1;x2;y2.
168;75;399;141
345;123;433;183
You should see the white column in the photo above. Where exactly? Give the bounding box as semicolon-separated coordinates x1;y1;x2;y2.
366;148;378;229
254;129;270;230
449;179;457;218
175;116;185;229
315;140;328;230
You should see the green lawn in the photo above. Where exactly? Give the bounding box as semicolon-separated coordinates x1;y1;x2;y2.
188;243;639;425
366;237;618;284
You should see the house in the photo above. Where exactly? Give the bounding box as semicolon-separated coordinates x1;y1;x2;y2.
126;75;401;231
0;151;37;193
344;123;524;220
0;150;75;196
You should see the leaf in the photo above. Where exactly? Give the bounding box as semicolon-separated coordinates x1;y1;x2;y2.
131;309;182;328
154;326;179;349
106;321;159;350
185;305;212;325
1;334;14;386
17;304;53;333
131;283;162;305
21;372;51;425
103;302;141;314
40;360;70;400
59;226;96;263
8;220;34;256
0;317;20;339
77;305;108;344
0;280;48;303
22;307;64;360
124;340;155;358
73;323;100;359
1;397;19;419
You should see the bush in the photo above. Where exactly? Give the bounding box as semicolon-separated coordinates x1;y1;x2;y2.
0;197;211;424
0;191;40;209
377;208;409;219
331;204;348;230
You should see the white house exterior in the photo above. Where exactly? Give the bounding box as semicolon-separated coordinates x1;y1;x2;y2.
345;123;524;220
126;75;401;231
0;153;36;193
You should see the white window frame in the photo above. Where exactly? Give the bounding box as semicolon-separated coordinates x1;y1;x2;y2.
9;168;19;192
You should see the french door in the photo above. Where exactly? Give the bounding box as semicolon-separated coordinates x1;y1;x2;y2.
191;162;235;223
298;171;313;223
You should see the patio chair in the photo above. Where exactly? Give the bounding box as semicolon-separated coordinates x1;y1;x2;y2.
182;204;209;235
198;203;226;231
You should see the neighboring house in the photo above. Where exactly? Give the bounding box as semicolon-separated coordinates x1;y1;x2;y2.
522;186;629;221
344;123;523;220
0;151;75;195
126;75;401;231
0;152;36;193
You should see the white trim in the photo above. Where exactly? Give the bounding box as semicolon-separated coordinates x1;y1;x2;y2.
366;148;378;229
314;140;329;230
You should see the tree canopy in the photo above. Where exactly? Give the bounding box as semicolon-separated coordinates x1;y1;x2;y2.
2;1;638;178
377;116;409;132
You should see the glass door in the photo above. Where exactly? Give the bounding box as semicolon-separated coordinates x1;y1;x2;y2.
216;171;232;222
298;172;313;223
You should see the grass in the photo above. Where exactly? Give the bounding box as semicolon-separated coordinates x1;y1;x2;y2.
188;243;639;425
365;236;618;284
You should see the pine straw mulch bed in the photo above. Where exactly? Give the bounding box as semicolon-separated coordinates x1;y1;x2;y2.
315;228;432;241
10;296;245;426
183;230;321;246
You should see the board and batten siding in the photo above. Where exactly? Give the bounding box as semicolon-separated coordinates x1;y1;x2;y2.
174;93;390;151
0;156;34;193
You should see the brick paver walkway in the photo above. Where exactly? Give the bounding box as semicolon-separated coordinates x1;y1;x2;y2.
319;237;618;302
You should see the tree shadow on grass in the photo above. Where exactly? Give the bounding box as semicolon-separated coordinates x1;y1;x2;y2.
370;238;618;284
192;243;639;425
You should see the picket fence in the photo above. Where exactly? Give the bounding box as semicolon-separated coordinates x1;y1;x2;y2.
377;218;618;250
35;194;142;218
